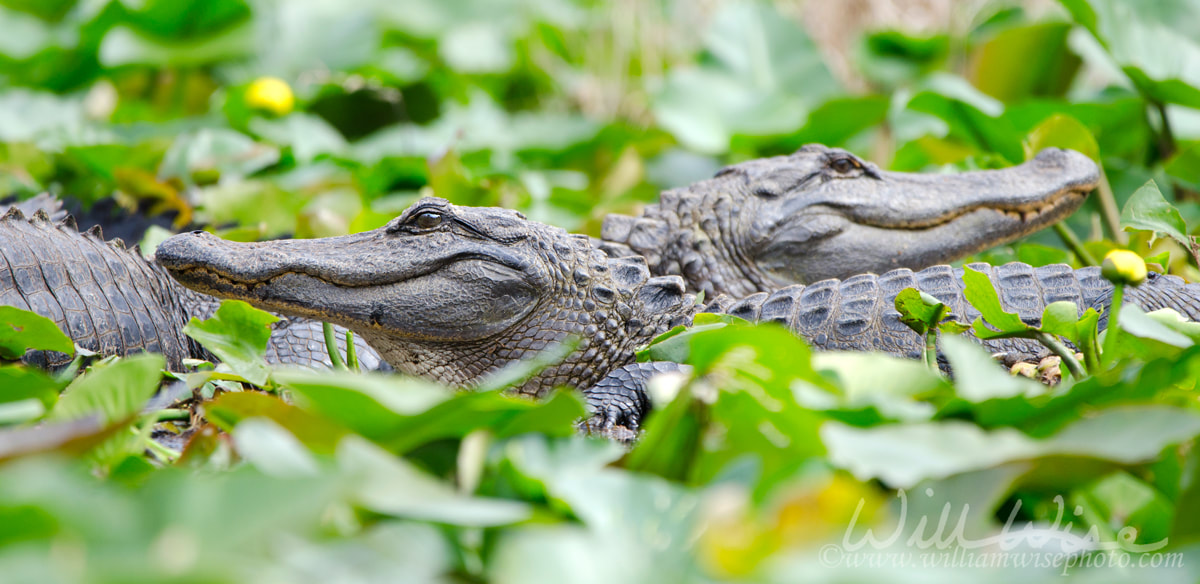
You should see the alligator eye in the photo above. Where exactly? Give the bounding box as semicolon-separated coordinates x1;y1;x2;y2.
753;186;780;199
414;210;443;229
830;157;858;174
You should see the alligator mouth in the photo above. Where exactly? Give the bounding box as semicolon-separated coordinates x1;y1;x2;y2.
173;266;302;296
849;185;1090;231
167;250;528;290
167;267;360;325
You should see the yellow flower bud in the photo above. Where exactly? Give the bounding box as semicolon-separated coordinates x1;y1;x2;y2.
245;77;294;116
1101;249;1148;286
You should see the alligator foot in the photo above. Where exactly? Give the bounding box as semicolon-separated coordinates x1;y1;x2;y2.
581;361;692;439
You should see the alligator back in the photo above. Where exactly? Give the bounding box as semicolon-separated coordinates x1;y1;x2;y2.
0;208;200;369
708;262;1200;362
0;206;389;371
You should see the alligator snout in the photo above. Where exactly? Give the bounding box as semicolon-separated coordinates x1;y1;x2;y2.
1030;147;1099;185
155;230;223;272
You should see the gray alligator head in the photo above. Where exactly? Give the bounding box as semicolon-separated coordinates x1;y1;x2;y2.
157;198;694;395
601;144;1100;297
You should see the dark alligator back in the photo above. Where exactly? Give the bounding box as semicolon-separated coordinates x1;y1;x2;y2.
0;207;388;372
0;208;200;369
708;262;1200;362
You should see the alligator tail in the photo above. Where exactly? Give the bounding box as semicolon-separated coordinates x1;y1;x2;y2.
707;262;1200;364
0;206;199;369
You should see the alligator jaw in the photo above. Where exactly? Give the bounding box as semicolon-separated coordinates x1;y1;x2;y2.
760;193;1087;285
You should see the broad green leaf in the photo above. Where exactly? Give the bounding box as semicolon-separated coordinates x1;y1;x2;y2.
206;391;349;455
278;369;583;453
119;0;252;39
0;417;117;463
1039;301;1099;345
183;300;279;386
1062;0;1200;108
894;288;949;336
810;352;944;422
1118;305;1195;348
0;366;64;410
0;90;86;145
99;24;254;67
1142;308;1200;342
490;471;700;584
1165;142;1200;190
274;369;449;441
338;437;532;526
1172;440;1200;545
440;22;513;73
47;354;164;424
962;266;1030;336
637;319;730;363
857;30;949;88
1047;406;1200;462
231;418;322;478
1016;242;1074;267
971;22;1080;104
1121;179;1190;246
1023;113;1100;161
650;2;839;153
624;380;706;482
681;324;826;491
941;335;1044;403
0;306;73;360
1146;250;1172;272
1071;471;1173;546
824;405;1200;488
823;418;1038;488
903;74;1023;163
160;129;280;184
249;113;347;163
898;465;1031;542
0;399;45;425
772;96;889;149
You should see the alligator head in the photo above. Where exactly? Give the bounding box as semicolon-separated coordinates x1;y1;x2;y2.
601;144;1100;297
157;198;694;395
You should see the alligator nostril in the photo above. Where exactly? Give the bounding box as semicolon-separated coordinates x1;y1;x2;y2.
191;230;204;235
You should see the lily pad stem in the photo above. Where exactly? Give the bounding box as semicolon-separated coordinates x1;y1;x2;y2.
1034;332;1086;380
323;322;347;370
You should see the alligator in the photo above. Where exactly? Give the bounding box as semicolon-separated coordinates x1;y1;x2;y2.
0;207;386;372
157;197;1200;431
1;145;1095;374
599;145;1100;297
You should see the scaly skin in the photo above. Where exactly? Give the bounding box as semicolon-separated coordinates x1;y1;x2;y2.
600;145;1100;297
0;207;384;371
158;198;1200;430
